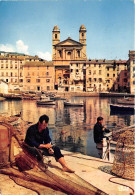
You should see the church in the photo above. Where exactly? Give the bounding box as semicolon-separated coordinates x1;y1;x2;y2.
52;25;87;91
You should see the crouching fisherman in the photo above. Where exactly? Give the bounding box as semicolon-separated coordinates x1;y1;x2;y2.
93;116;110;158
25;114;74;173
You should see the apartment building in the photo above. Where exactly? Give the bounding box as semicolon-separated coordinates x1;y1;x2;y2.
23;61;55;92
128;50;135;94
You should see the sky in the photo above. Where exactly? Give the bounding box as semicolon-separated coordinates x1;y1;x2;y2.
0;0;134;61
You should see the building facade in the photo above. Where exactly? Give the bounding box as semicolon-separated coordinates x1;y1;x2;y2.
128;50;135;94
52;25;87;91
23;61;55;92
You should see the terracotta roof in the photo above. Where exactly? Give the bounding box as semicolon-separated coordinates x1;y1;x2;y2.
116;60;127;63
24;61;54;67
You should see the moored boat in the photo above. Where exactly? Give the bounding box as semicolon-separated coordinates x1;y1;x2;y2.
64;101;83;107
37;100;56;105
110;103;135;113
117;97;134;105
3;94;22;100
0;97;6;101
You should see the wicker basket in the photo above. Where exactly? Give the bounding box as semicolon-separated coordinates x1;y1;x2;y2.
112;128;135;180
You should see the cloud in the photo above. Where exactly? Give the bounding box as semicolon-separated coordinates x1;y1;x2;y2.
0;40;29;54
16;40;29;54
37;51;52;61
0;44;15;52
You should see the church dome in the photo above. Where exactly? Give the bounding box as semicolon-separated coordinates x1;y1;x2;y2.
80;24;86;30
53;25;60;31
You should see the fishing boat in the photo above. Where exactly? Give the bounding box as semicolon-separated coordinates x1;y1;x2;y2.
110;103;135;114
36;100;56;105
117;97;134;105
3;94;22;100
64;101;83;107
0;97;6;101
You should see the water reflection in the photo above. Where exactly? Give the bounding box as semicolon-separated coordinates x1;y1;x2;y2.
0;97;134;158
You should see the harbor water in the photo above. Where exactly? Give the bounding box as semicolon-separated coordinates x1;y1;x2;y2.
0;97;134;159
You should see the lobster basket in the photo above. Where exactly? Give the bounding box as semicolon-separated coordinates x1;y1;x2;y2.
112;127;135;180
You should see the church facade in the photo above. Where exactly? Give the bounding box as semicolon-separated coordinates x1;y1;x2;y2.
52;25;87;91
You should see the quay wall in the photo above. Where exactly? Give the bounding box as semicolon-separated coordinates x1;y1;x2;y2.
56;91;134;98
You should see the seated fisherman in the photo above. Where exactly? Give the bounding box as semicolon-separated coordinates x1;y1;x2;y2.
25;114;74;173
93;116;110;144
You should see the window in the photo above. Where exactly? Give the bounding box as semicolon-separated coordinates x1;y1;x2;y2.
46;72;49;75
59;50;62;58
113;74;115;77
124;73;127;76
27;79;31;83
36;79;40;83
10;65;13;69
94;64;96;67
55;34;57;39
20;79;23;82
124;79;127;82
15;65;17;69
107;80;110;83
6;79;8;82
89;78;91;82
89;70;91;75
46;79;50;82
84;63;86;66
76;63;78;67
6;64;8;68
133;60;135;64
113;67;115;71
11;72;13;77
117;78;119;82
71;69;73;72
107;67;109;71
93;70;96;75
20;73;22;77
76;69;79;73
15;79;17;83
1;72;4;76
47;66;49;70
99;64;101;68
77;51;80;57
99;78;102;82
82;33;84;37
47;86;50;90
107;73;109;77
6;72;8;76
1;64;4;68
99;70;101;75
94;78;97;82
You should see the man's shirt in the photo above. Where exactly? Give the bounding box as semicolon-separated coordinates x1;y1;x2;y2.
93;122;109;143
25;123;52;148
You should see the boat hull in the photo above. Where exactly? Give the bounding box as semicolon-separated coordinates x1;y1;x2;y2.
64;102;83;107
110;104;134;115
37;101;55;105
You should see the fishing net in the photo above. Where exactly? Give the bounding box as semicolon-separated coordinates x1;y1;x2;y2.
112;127;135;180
